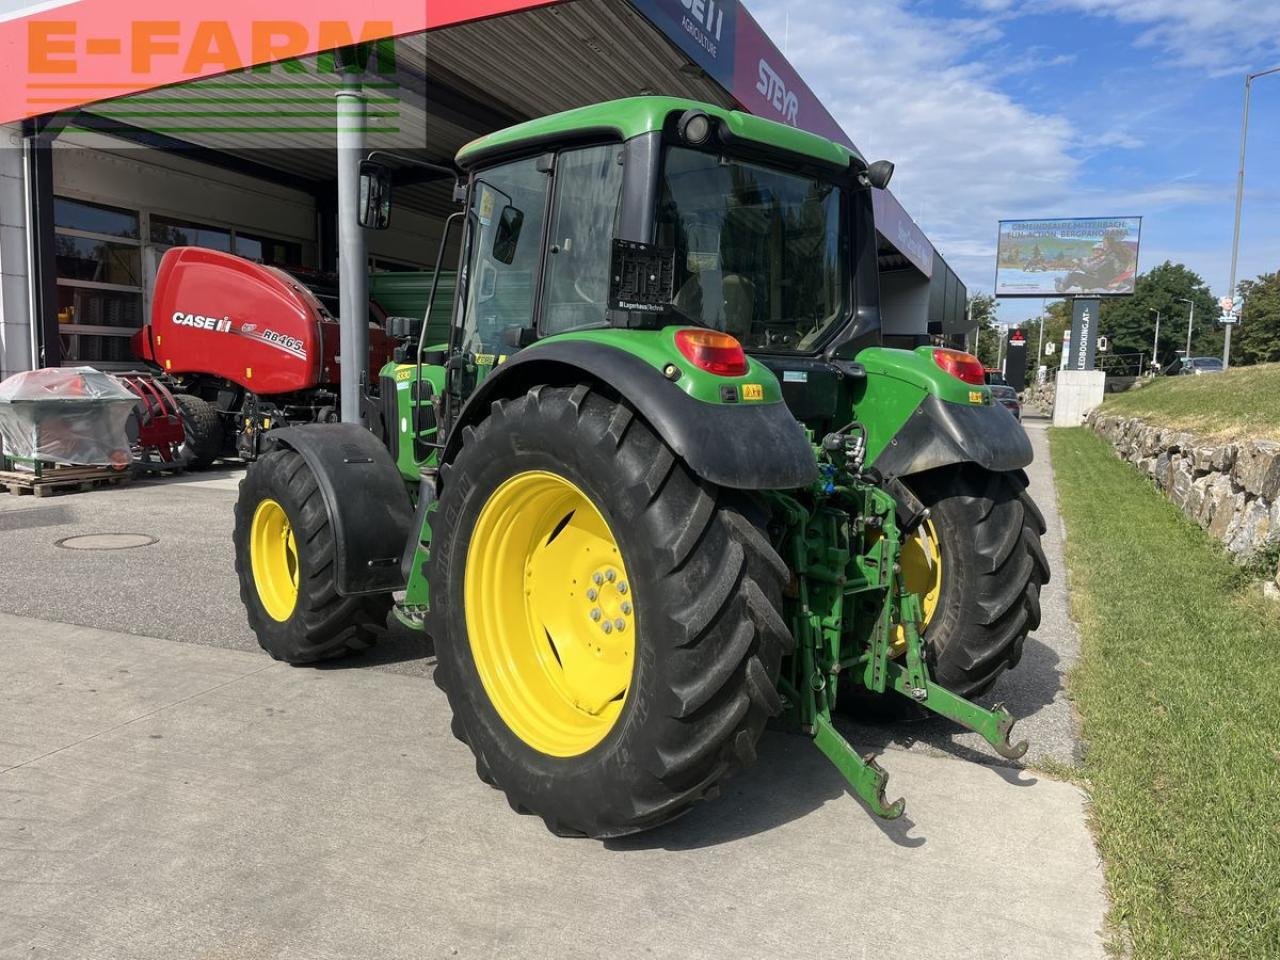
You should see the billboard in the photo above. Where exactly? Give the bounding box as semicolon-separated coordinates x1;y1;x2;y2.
995;217;1141;297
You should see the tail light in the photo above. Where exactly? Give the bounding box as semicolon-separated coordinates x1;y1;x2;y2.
674;329;748;377
932;348;986;386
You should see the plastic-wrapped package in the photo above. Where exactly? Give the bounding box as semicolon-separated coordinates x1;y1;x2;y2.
0;367;137;468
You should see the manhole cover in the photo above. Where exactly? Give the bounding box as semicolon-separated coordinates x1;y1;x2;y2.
56;533;158;551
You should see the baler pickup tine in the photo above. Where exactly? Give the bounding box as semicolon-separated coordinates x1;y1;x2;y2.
812;714;905;819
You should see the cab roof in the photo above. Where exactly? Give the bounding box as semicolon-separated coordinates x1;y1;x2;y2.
455;96;863;172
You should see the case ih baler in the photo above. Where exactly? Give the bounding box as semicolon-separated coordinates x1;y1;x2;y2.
131;246;397;466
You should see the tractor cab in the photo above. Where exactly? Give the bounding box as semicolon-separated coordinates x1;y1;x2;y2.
359;98;892;464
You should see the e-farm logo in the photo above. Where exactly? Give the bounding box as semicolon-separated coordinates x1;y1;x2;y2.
26;19;401;135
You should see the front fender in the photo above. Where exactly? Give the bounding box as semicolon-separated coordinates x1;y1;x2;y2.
265;423;413;595
443;338;818;491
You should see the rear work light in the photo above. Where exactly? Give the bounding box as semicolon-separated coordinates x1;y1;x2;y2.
674;329;748;377
932;348;986;386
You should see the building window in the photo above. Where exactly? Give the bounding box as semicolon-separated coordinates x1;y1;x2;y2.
151;215;232;253
54;197;144;368
236;231;302;268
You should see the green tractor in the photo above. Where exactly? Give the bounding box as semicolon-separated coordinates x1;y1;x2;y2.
232;97;1048;837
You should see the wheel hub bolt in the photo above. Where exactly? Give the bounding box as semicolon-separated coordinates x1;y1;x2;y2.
621;601;632;615
614;619;625;632
586;587;598;601
593;573;604;586
602;621;612;634
617;582;628;595
606;570;616;582
590;608;602;621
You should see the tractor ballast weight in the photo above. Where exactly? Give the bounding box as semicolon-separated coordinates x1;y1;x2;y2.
231;96;1049;836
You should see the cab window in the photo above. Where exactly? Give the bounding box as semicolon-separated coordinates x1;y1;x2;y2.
540;145;624;336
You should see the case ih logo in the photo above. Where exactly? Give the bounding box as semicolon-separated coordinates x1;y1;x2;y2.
172;311;232;333
755;59;799;125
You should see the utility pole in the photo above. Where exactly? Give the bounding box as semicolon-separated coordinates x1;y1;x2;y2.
1226;64;1280;371
1178;297;1195;363
1149;307;1161;374
1036;313;1045;365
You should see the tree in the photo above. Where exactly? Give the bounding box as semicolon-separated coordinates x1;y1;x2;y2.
1232;271;1280;365
967;293;1000;368
1097;261;1219;369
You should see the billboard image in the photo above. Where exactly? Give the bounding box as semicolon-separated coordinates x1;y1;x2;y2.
995;217;1141;297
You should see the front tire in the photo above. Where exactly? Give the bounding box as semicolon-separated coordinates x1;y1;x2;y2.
233;448;390;664
428;385;793;838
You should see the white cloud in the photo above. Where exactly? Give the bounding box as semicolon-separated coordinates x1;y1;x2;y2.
753;0;1080;292
1038;0;1280;74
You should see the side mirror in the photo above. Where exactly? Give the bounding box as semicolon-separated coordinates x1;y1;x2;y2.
384;316;423;340
491;205;524;265
358;160;393;230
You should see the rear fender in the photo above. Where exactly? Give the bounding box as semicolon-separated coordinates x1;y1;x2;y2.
442;338;818;491
265;423;413;596
854;346;1032;477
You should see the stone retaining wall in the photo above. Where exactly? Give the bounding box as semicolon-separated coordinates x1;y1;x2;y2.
1085;412;1280;588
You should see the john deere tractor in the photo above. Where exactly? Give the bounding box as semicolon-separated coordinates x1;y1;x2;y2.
232;97;1048;837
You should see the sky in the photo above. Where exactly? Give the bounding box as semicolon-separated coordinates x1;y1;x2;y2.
748;0;1280;327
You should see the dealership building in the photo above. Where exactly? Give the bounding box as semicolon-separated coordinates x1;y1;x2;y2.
0;0;968;381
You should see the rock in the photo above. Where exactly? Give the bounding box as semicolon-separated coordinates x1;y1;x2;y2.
1212;444;1238;473
1184;474;1211;521
1227;497;1272;558
1169;458;1196;510
1154;452;1172;490
1138;456;1157;479
1268;499;1280;548
1140;427;1164;457
1208;487;1246;542
1234;441;1280;500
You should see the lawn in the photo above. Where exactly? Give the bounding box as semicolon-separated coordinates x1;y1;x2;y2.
1099;362;1280;441
1051;427;1280;960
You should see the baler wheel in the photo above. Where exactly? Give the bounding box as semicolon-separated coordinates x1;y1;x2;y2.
428;385;793;838
233;449;391;664
174;394;223;469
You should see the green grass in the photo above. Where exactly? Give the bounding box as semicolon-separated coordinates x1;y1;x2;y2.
1051;427;1280;959
1100;363;1280;441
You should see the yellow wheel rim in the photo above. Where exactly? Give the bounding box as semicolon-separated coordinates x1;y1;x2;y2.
892;518;942;652
464;470;637;757
250;498;300;622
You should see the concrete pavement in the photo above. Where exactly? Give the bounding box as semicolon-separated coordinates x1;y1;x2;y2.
1;611;1106;960
0;413;1108;958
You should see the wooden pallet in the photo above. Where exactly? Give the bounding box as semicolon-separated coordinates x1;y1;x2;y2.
0;465;132;497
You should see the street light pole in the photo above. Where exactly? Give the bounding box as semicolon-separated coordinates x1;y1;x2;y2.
1178;297;1195;363
1149;308;1161;374
1226;64;1280;371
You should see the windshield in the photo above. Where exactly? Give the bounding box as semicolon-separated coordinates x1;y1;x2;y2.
656;147;848;353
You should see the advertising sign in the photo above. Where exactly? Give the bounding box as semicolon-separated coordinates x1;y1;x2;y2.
0;0;559;124
1068;298;1101;370
1005;329;1027;391
995;217;1142;298
627;0;738;87
729;6;849;147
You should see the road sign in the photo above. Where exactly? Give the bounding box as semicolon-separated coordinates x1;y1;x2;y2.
1219;313;1239;325
1220;296;1234;312
1045;342;1056;356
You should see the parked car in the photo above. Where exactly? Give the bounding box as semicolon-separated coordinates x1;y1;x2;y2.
989;384;1022;420
1177;356;1224;376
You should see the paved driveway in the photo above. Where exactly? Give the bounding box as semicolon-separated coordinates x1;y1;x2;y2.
0;414;1107;959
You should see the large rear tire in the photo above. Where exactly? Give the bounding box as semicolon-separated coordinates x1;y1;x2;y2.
906;464;1049;698
428;385;793;838
233;448;390;664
